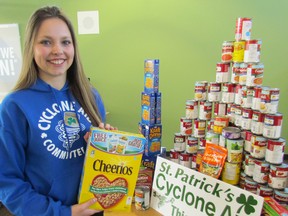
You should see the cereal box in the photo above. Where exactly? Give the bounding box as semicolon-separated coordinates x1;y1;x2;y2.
78;127;146;212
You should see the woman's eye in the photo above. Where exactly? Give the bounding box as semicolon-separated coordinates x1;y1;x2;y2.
62;40;72;46
40;40;51;45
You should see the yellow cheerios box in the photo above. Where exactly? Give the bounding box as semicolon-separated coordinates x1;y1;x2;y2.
78;127;146;212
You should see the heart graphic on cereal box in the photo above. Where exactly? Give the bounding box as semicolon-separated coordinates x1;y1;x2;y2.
89;174;128;209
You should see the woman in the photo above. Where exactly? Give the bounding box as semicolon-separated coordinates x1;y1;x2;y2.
0;6;115;216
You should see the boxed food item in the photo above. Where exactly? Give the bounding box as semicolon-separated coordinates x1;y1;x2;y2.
263;197;288;216
78;127;146;212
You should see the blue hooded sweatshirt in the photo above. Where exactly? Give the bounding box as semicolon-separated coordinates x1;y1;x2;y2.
0;78;106;216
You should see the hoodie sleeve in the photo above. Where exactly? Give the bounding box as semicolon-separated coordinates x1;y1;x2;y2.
0;98;71;216
92;88;106;123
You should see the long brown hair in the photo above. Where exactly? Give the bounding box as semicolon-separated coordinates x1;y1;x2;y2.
13;6;102;126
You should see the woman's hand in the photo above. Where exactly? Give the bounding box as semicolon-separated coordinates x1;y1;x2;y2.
71;198;101;216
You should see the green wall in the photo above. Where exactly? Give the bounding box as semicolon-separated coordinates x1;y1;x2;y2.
1;0;287;152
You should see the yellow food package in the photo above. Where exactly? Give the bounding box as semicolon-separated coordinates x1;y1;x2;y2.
78;127;146;212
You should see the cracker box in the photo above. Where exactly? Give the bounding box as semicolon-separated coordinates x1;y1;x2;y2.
78;127;146;212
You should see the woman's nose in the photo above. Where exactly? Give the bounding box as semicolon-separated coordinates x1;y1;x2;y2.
52;43;63;55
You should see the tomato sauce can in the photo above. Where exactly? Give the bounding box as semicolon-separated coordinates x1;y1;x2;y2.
221;162;241;185
186;136;199;154
233;40;246;62
179;153;191;168
235;17;252;41
253;160;270;184
214;102;227;116
251;110;265;135
243;130;253;153
208;82;221;102
241;86;253;108
250;135;267;159
256;184;274;197
268;164;288;190
234;105;243;127
244;39;262;63
260;88;280;114
246;63;264;87
199;101;212;120
265;138;286;164
174;133;186;152
193;119;206;138
244;154;256;177
238;62;248;85
234;84;243;105
263;113;283;139
241;108;253;130
170;149;180;163
221;83;235;104
194;81;208;101
216;62;230;83
231;62;240;84
252;86;263;110
221;41;234;63
180;117;192;135
185;99;198;120
135;186;150;210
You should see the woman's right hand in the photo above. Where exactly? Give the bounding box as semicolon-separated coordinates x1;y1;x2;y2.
71;198;101;216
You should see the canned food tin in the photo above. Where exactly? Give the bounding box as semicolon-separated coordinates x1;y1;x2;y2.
251;110;265;135
234;105;243;127
221;83;235;104
244;154;256;177
231;62;240;84
185;99;198;120
135;186;150;210
233;40;246;62
268;164;288;190
193;119;206;138
265;138;286;164
194;81;208;101
208;82;221;102
214;102;227;116
238;62;247;85
244;39;262;63
170;149;180;163
244;177;257;194
241;86;253;108
179;153;191;168
216;62;230;83
198;138;206;149
246;63;264;87
180;117;192;135
250;135;267;159
196;149;204;171
239;171;246;189
186;136;199;154
243;130;253;153
221;162;241;185
256;184;274;197
260;88;280;114
207;119;214;131
273;189;288;205
174;133;186;152
227;103;236;124
263;113;283;139
241;108;253;130
234;84;242;105
226;138;244;163
199;101;212;120
221;41;234;63
222;126;241;139
205;130;220;145
235;17;252;41
253;160;270;184
252;86;263;110
213;116;229;134
191;153;197;169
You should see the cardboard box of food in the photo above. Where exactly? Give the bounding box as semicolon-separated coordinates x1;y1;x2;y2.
78;127;146;212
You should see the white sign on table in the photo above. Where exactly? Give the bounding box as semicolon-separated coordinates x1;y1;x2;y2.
151;156;264;216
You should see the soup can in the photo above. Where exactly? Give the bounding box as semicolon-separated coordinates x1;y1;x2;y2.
221;83;235;104
205;130;219;145
250;135;267;159
221;41;234;63
253;160;270;184
234;105;243;127
208;82;221;102
226;138;244;163
199;101;212;120
227;103;236;124
241;108;253;130
180;117;192;135
273;189;288;205
265;138;286;164
239;171;246;189
170;149;180;163
185;99;198;120
263;113;283;139
221;161;241;185
194;81;208;101
193;119;206;138
244;177;257;194
207;119;214;131
235;17;252;41
213;115;229;134
246;62;264;87
198;137;206;149
179;153;191;168
234;84;242;105
196;149;205;171
251;110;265;135
174;133;186;152
268;164;288;190
244;39;262;63
260;87;280;114
135;186;150;210
231;62;240;84
243;130;253;153
238;62;247;85
241;86;253;108
252;86;262;110
222;126;241;139
186;136;199;154
244;154;255;177
233;40;246;62
256;184;274;197
191;153;197;169
214;102;227;116
216;62;230;83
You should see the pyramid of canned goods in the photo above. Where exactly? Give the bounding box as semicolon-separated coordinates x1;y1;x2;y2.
171;17;287;206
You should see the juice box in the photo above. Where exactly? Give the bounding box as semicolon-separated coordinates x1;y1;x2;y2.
78;127;146;212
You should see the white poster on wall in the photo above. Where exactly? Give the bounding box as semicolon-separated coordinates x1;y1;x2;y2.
0;24;22;102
